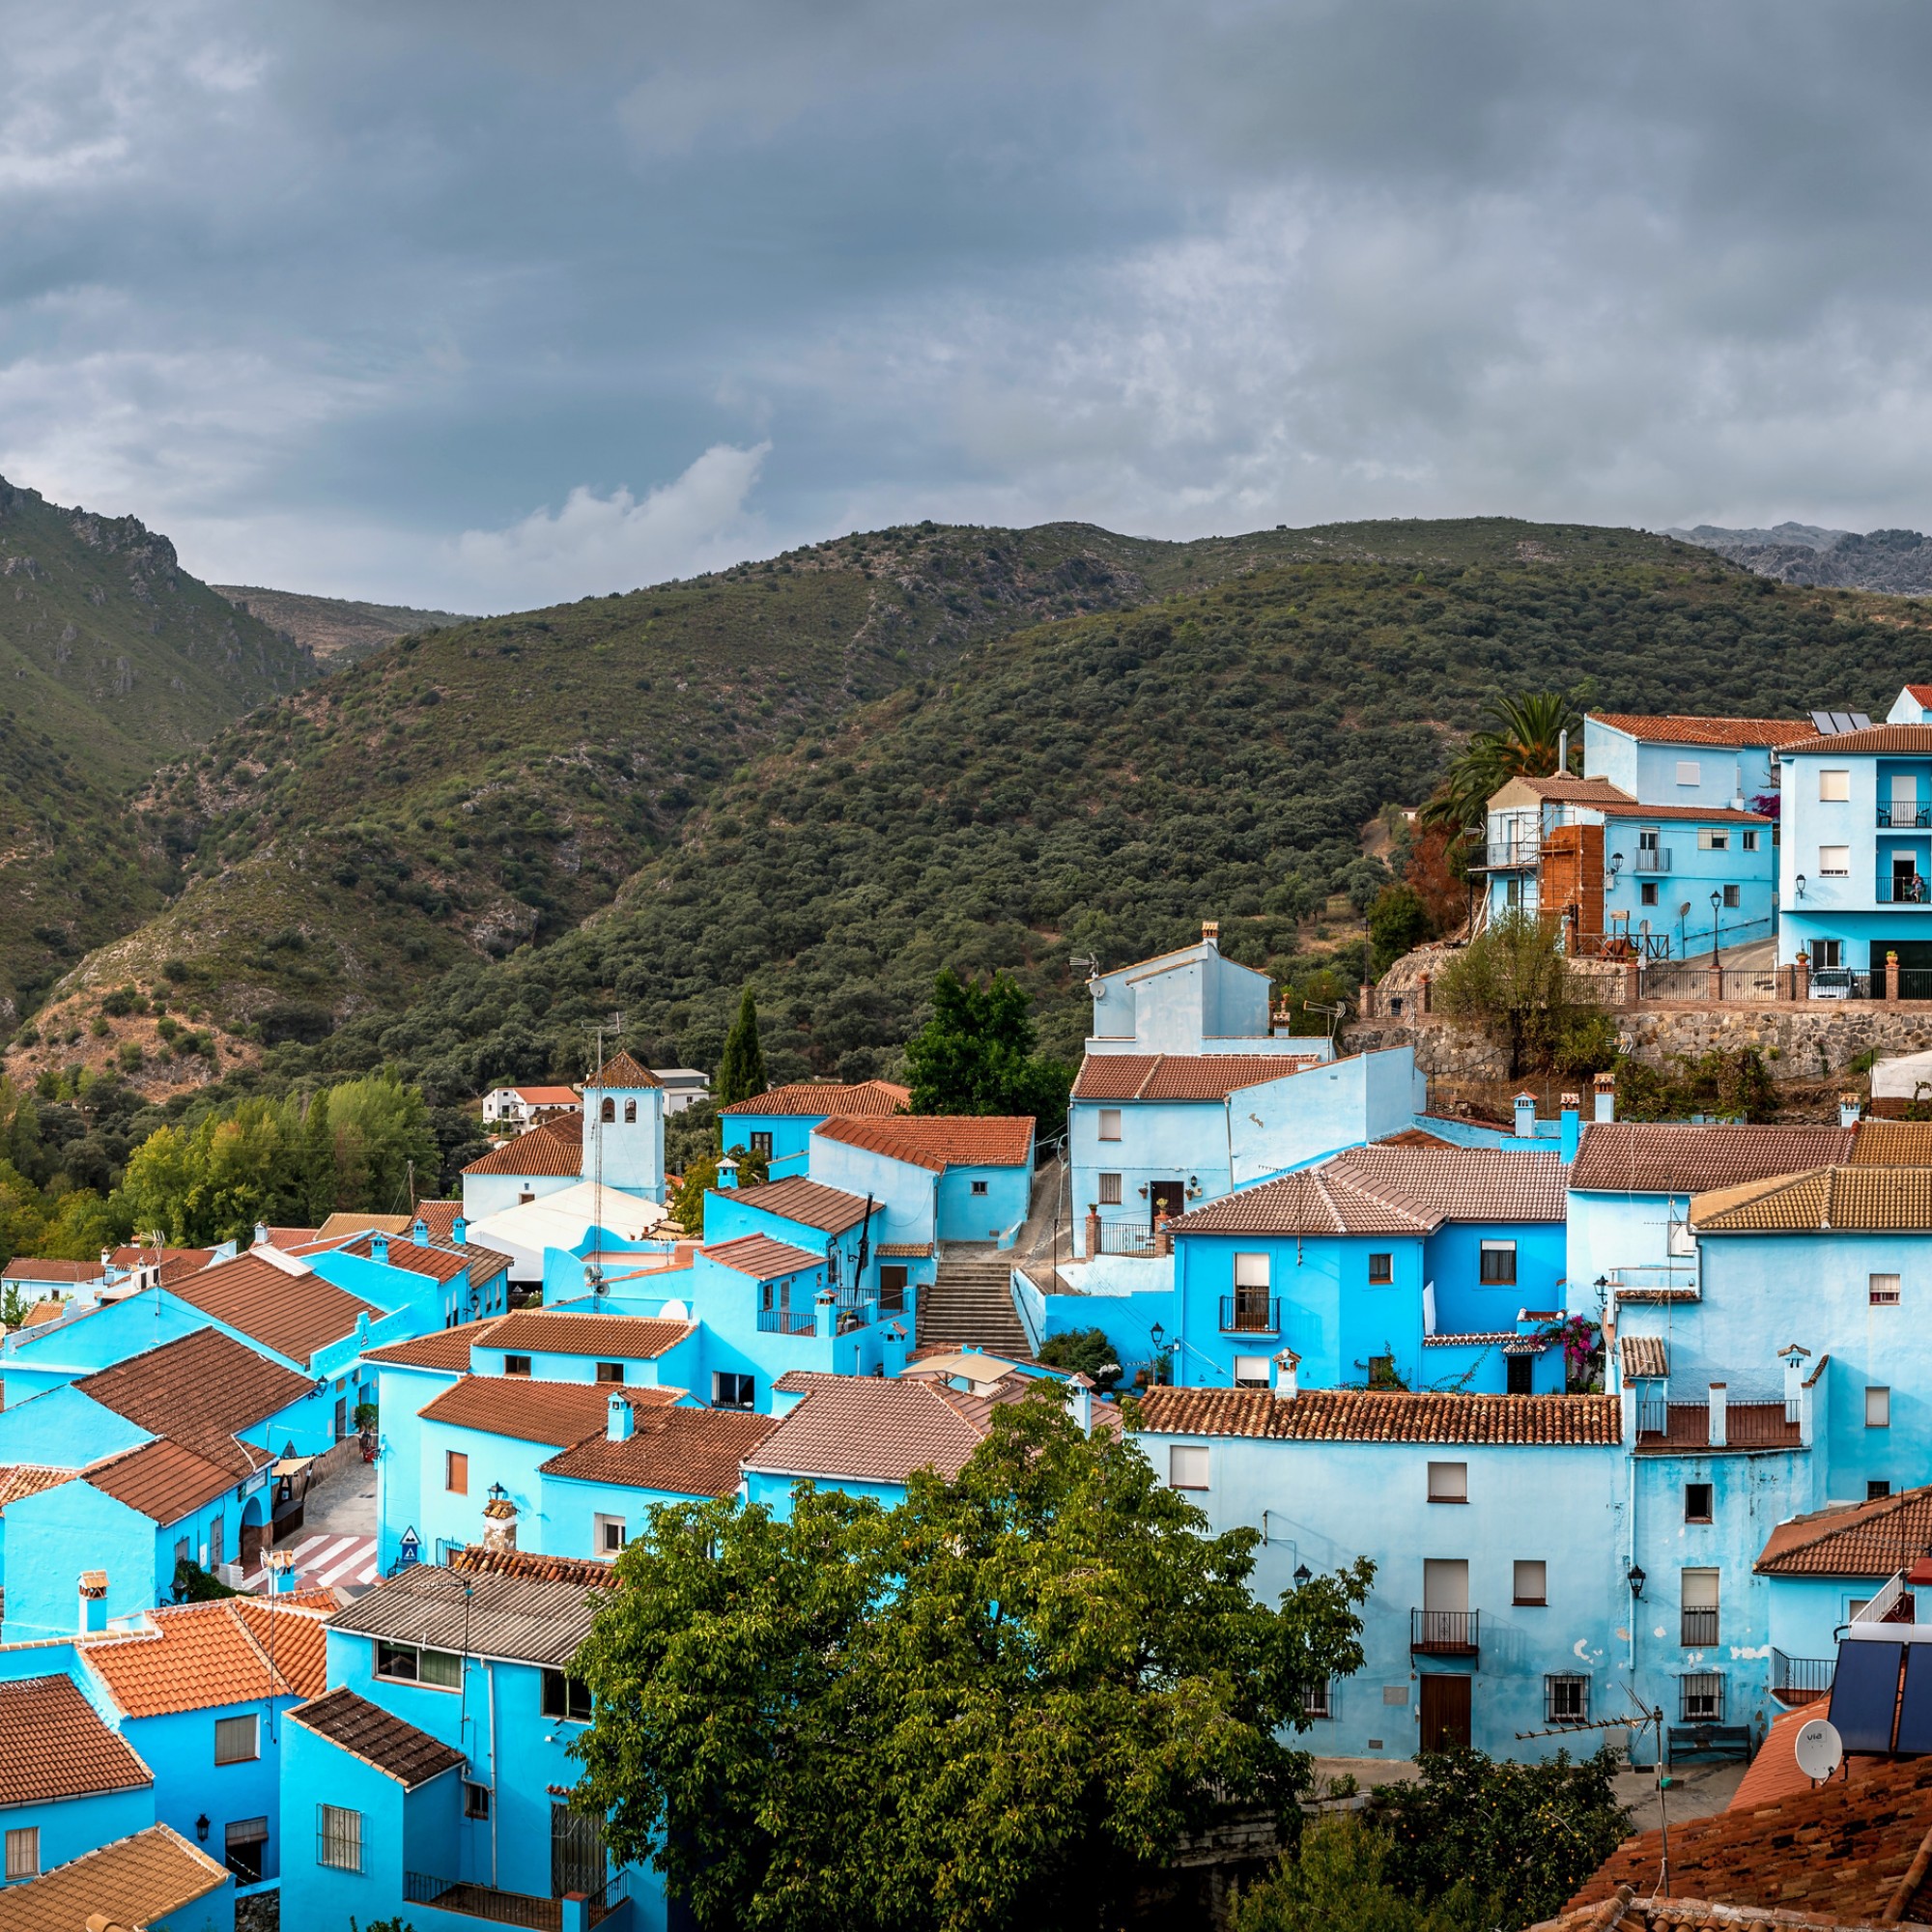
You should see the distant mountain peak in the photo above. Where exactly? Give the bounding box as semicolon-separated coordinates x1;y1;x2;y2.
1666;522;1932;595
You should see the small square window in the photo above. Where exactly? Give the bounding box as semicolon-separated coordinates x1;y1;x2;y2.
1680;1673;1723;1721
213;1714;259;1764
1871;1274;1901;1306
465;1782;491;1820
1820;844;1851;875
749;1131;773;1156
1097;1109;1122;1142
712;1371;754;1409
1169;1444;1209;1491
445;1450;469;1494
377;1640;419;1682
503;1353;531;1377
1368;1252;1393;1284
1427;1461;1467;1503
1815;938;1844;968
1684;1483;1713;1522
1819;769;1851;802
1514;1559;1547;1605
595;1514;627;1556
1478;1240;1517;1286
1097;1173;1122;1206
1869;1480;1892;1502
1299;1680;1332;1719
1640;881;1659;906
970;1179;988;1195
596;1361;625;1384
420;1649;462;1690
541;1669;593;1723
1232;1354;1269;1389
1546;1674;1588;1723
1722;884;1740;908
1697;828;1728;851
1676;760;1701;786
1867;1386;1891;1429
5;1827;40;1881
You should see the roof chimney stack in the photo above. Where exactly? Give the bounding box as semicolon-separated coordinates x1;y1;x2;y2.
607;1394;635;1442
1593;1072;1616;1123
78;1570;108;1635
1514;1093;1537;1139
1272;1349;1300;1401
1202;921;1220;949
1839;1092;1862;1128
1707;1381;1727;1449
1559;1093;1581;1165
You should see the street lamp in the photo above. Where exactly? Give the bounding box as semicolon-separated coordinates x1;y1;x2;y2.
1293;1562;1313;1589
1710;890;1723;970
1627;1563;1647;1600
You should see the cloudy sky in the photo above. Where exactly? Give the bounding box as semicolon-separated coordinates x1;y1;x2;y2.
4;1;1929;611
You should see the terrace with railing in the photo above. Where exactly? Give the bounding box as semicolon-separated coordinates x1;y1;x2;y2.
1410;1608;1480;1656
402;1871;627;1929
1770;1649;1834;1706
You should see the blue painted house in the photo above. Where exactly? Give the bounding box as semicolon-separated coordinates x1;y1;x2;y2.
0;1670;155;1884
718;1078;911;1179
806;1115;1035;1250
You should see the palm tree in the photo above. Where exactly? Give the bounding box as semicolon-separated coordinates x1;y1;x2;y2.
1421;691;1583;835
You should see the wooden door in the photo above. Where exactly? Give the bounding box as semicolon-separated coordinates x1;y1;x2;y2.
1419;1675;1471;1751
1149;1181;1184;1227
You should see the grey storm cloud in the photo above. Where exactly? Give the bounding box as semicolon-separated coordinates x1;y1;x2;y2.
1;0;1929;609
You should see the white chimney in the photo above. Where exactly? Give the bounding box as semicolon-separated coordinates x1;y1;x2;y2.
253;1221;270;1249
607;1395;635;1442
1839;1093;1862;1127
1593;1072;1616;1123
1202;921;1220;949
1708;1381;1727;1449
1272;1349;1301;1401
1514;1093;1537;1139
1065;1373;1094;1435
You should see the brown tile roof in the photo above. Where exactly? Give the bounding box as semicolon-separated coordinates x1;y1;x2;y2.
1598;801;1773;823
1137;1387;1622;1445
702;1234;824;1278
1693;1165;1932;1233
590;1050;660;1088
0;1464;73;1510
110;1246;215;1273
287;1688;467;1788
19;1299;65;1328
167;1252;384;1368
446;1546;617;1588
541;1406;780;1496
1560;1748;1932;1923
877;1242;933;1258
76;1328;315;1472
463;1114;583;1177
1779;722;1932;754
256;1225;321;1248
84;1598;330;1717
0;1674;152;1804
1508;776;1634;805
725;1178;874;1233
1853;1120;1932;1165
361;1318;505;1371
1755;1486;1932;1577
416;1376;680;1447
1570;1122;1857;1194
85;1439;246;1524
1173;1144;1566;1236
0;1258;100;1284
812;1115;1035;1171
486;1309;694;1359
1070;1054;1321;1101
506;1086;580;1106
1376;1127;1460;1150
1587;711;1819;748
310;1231;511;1286
746;1376;995;1483
1618;1335;1669;1379
328;1564;604;1664
723;1079;910;1117
0;1824;228;1932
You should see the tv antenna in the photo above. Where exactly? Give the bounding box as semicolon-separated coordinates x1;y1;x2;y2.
1304;998;1350;1043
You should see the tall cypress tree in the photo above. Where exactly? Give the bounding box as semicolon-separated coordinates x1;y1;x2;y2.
298;1089;338;1224
716;988;767;1109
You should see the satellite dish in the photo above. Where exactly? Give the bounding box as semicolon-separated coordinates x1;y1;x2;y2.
660;1298;689;1321
1794;1718;1843;1782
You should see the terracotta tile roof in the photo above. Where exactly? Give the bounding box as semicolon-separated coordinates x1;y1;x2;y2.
1908;685;1932;706
328;1564;603;1664
110;1246;214;1273
723;1078;910;1118
1570;1122;1857;1194
1171;1165;1435;1236
312;1231;512;1287
84;1438;245;1524
541;1406;780;1496
506;1086;580;1106
1376;1127;1460;1150
415;1201;464;1240
19;1300;64;1327
76;1328;315;1472
1561;1748;1932;1923
256;1225;321;1248
1070;1054;1321;1102
1693;1165;1932;1233
362;1318;505;1371
0;1674;151;1804
463;1113;583;1177
0;1464;73;1510
1755;1486;1932;1577
84;1598;329;1716
0;1258;100;1284
877;1242;933;1258
725;1178;874;1233
1597;801;1773;823
0;1824;228;1932
702;1234;824;1278
1853;1120;1932;1165
1618;1335;1669;1379
446;1546;617;1588
1779;722;1932;755
1137;1387;1622;1445
168;1252;384;1368
746;1376;995;1483
486;1309;694;1359
1587;711;1819;748
416;1376;680;1447
287;1687;467;1788
589;1049;660;1088
812;1115;1035;1171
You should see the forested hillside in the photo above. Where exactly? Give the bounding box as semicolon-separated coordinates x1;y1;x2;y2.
0;477;312;1017
105;529;1932;1105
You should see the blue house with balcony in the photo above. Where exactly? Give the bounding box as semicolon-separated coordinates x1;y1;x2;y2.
718;1078;911;1179
281;1552;654;1932
1165;1142;1570;1396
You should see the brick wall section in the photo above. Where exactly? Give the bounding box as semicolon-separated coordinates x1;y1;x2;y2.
1538;823;1605;947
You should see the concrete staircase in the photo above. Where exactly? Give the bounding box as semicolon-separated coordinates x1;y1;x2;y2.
917;1254;1034;1360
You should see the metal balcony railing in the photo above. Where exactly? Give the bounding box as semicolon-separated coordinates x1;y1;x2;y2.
755;1304;815;1335
1092;1219;1160;1257
1879;873;1932;903
1410;1608;1480;1655
1879;804;1932;828
1219;1294;1280;1335
1680;1607;1719;1646
1771;1649;1834;1703
1634;848;1670;872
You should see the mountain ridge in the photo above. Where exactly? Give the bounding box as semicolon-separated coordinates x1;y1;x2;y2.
1667;522;1932;596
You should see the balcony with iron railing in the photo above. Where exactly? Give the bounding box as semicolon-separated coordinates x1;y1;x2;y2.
1410;1608;1479;1656
1219;1294;1281;1335
1467;827;1540;870
403;1870;627;1929
1633;848;1670;873
1879;803;1932;828
1091;1219;1160;1258
755;1302;816;1336
1770;1649;1834;1706
1877;872;1932;904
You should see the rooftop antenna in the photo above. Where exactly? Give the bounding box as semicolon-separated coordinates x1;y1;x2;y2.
1304;998;1350;1045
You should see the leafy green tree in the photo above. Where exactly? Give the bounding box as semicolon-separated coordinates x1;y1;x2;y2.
1422;691;1582;838
903;968;1072;1136
1368;1745;1630;1930
716;989;767;1109
570;1395;1374;1932
1035;1324;1122;1389
1435;911;1600;1079
1368;883;1434;975
1236;1816;1487;1932
298;1088;338;1223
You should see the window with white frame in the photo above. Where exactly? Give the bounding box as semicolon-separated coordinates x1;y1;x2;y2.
1698;828;1729;850
213;1714;259;1764
1871;1273;1902;1307
1169;1444;1209;1491
318;1805;362;1872
1478;1239;1517;1285
1232;1354;1269;1388
1819;769;1852;802
1513;1559;1547;1605
1676;760;1700;786
1819;845;1851;875
4;1828;38;1881
595;1514;627;1557
1097;1109;1122;1142
1743;829;1760;851
1427;1461;1467;1503
1867;1385;1891;1428
1097;1173;1122;1206
1814;938;1844;968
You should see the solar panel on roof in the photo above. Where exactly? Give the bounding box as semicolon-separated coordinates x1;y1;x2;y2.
1894;1640;1932;1754
1828;1638;1903;1751
1811;710;1837;734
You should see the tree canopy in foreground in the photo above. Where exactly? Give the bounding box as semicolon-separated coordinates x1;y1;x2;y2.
569;1393;1373;1932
